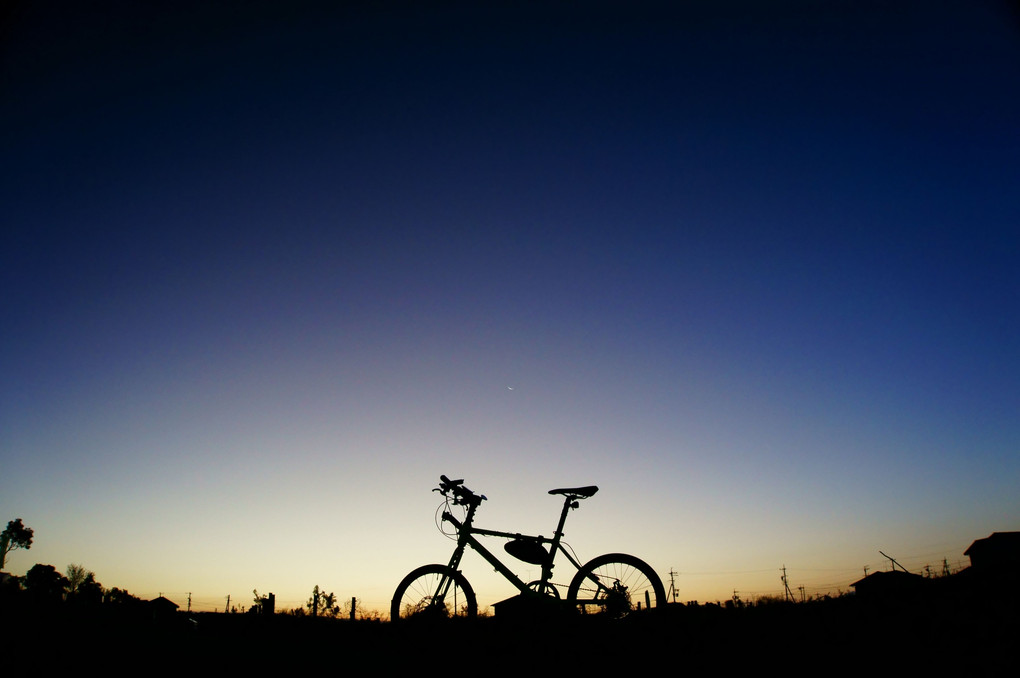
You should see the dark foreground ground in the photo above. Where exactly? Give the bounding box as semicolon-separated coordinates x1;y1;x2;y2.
9;595;1016;671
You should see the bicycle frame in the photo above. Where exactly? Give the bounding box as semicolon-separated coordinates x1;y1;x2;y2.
439;493;586;597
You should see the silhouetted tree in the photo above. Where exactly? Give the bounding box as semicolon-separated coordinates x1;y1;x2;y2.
25;564;67;604
0;572;23;606
307;584;321;616
65;563;89;594
252;589;275;614
104;587;142;606
0;519;33;570
65;564;103;606
320;590;339;618
305;585;340;617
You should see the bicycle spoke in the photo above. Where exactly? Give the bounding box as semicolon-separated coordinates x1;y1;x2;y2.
391;565;476;620
568;554;665;616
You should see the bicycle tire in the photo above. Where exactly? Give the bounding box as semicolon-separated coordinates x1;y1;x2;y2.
390;564;477;621
566;553;665;616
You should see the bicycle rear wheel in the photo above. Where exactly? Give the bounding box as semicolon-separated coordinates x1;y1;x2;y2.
567;553;665;617
391;564;477;621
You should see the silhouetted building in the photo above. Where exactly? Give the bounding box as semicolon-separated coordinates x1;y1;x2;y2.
492;592;564;619
850;570;926;601
964;532;1020;572
149;595;179;621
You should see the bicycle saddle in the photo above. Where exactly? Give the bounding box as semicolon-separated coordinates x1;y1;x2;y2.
549;485;599;498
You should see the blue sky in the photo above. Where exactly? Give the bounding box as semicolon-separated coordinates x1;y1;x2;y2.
2;1;1017;613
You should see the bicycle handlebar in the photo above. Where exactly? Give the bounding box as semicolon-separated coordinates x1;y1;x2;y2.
436;474;486;506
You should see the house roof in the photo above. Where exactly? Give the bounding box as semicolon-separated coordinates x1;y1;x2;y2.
850;569;924;589
963;531;1020;556
150;595;179;609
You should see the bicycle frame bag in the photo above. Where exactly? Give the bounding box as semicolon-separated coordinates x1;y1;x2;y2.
504;538;548;565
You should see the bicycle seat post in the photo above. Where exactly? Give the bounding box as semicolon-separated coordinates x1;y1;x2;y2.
551;494;575;544
548;485;598;544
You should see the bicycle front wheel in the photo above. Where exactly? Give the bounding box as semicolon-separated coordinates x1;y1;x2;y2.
390;564;477;621
567;553;665;617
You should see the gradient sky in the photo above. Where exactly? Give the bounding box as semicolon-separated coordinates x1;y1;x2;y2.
2;1;1018;614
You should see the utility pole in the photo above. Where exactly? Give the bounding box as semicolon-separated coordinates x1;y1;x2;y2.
225;595;230;613
667;569;680;604
781;565;795;602
187;592;192;613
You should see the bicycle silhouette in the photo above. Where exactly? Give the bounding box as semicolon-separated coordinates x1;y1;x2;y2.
391;475;665;620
